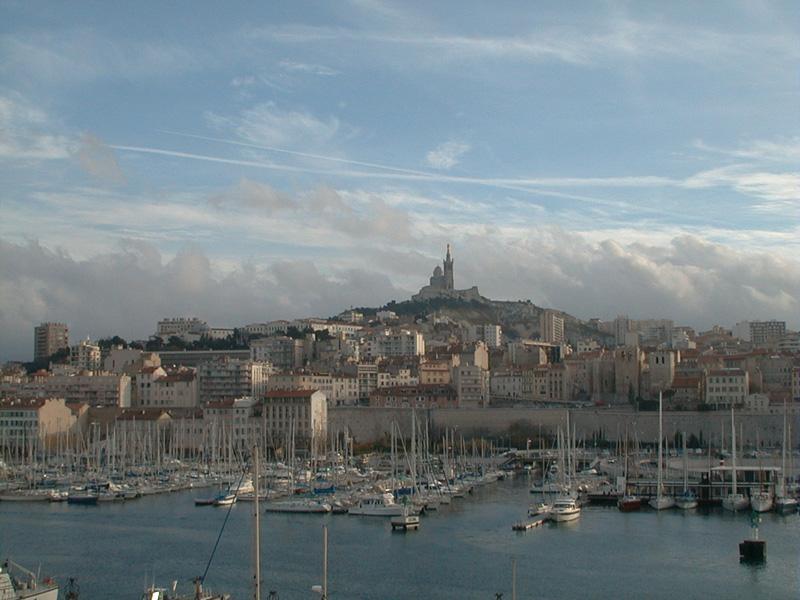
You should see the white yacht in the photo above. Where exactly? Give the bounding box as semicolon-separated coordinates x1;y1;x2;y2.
549;497;581;522
348;492;405;516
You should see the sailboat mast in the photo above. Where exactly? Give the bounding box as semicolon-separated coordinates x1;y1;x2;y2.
730;407;737;496
781;400;787;496
657;391;663;498
253;445;261;600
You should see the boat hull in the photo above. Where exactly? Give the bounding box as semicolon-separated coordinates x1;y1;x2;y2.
648;496;676;510
721;494;749;512
617;497;641;512
549;509;580;522
750;494;773;513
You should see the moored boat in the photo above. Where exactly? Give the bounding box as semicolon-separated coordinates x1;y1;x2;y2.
349;492;405;517
1;559;59;600
617;494;642;512
549;497;581;522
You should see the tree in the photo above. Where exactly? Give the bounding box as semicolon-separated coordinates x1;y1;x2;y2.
145;336;164;351
98;335;127;349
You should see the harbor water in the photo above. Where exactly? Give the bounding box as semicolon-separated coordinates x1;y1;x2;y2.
1;477;798;598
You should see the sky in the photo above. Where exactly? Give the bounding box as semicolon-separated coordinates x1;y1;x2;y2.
1;1;799;361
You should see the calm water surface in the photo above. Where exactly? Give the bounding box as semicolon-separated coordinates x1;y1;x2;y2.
1;478;798;599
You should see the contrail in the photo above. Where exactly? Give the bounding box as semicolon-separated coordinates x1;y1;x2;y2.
109;143;689;219
111;143;644;212
158;129;441;178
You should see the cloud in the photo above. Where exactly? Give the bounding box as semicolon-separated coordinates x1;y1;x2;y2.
0;92;73;160
0;238;406;361
206;102;341;149
76;134;125;183
1;30;204;84
693;137;800;163
682;165;800;209
426;141;471;170
278;60;339;76
247;18;800;69
208;178;296;212
4;228;800;361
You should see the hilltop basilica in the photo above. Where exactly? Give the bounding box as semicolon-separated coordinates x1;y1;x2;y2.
412;245;482;302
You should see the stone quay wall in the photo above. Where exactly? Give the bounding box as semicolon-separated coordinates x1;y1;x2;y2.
329;406;799;448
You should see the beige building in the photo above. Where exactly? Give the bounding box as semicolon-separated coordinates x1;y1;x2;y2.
263;390;327;455
704;368;749;408
453;364;489;408
34;322;69;362
0;397;79;446
489;370;524;403
267;372;358;407
419;361;451;385
2;372;132;407
377;369;418;388
647;350;678;394
370;384;457;409
203;396;260;451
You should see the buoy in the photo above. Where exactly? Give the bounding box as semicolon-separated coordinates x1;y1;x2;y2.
739;511;766;563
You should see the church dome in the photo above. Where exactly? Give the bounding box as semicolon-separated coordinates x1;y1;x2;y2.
433;266;443;276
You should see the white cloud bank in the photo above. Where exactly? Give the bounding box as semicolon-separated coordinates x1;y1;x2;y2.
2;231;799;361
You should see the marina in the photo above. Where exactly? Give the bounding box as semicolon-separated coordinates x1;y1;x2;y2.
1;475;798;598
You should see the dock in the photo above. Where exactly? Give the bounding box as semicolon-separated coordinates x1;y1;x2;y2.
512;515;548;531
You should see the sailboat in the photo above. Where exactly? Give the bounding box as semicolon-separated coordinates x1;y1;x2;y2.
722;407;749;512
551;418;582;522
649;392;675;510
750;431;773;513
675;431;698;510
775;400;798;514
618;428;641;512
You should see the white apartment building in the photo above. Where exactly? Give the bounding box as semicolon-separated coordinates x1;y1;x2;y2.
264;390;327;455
576;339;600;354
198;359;271;404
250;336;304;370
540;310;565;344
362;329;425;360
704;368;749;408
792;366;800;401
156;317;208;339
70;339;101;371
357;363;379;404
749;320;787;347
466;324;502;348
